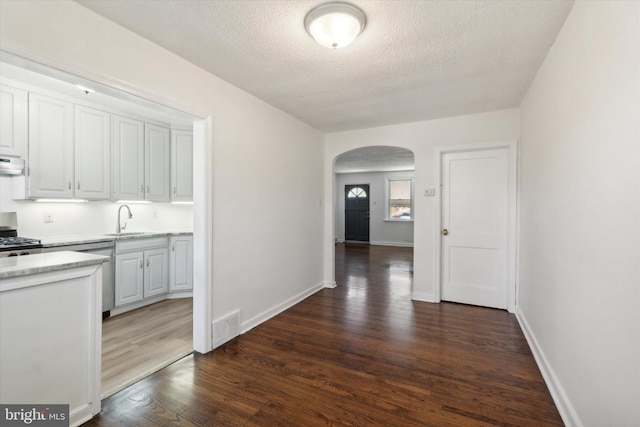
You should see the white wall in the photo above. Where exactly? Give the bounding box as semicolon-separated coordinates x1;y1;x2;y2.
0;1;324;345
324;109;520;299
518;2;640;426
335;171;414;246
0;178;193;236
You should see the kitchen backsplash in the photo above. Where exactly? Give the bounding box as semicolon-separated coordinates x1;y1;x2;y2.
0;176;193;237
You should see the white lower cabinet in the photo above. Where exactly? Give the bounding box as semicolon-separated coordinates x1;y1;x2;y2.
115;237;168;307
144;247;169;297
114;251;144;306
0;261;103;426
169;235;193;292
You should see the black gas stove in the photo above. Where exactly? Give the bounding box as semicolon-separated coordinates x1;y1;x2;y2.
0;212;43;258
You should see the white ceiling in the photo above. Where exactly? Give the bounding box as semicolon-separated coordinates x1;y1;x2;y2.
77;0;574;133
0;55;194;127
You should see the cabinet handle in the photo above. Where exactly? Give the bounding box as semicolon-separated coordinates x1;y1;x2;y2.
68;181;72;190
172;244;175;251
140;185;144;194
146;259;149;267
139;260;143;269
146;185;150;193
77;181;80;190
173;186;176;195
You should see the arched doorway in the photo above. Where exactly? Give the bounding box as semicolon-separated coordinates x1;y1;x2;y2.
331;146;415;287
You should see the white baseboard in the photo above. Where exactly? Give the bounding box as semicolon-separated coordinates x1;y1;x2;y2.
336;240;413;248
411;292;436;303
70;402;93;427
323;281;337;288
166;291;193;299
110;294;167;316
516;307;582;427
240;282;325;334
370;241;414;248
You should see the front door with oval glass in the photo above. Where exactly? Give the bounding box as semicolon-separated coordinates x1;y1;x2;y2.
345;184;370;242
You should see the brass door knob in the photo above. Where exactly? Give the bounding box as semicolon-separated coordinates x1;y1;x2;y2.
442;229;448;236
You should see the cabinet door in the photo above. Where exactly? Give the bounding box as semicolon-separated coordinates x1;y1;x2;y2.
169;236;193;292
112;115;144;201
0;84;28;157
115;251;143;306
28;93;74;198
144;247;168;297
75;105;110;199
171;130;193;202
145;124;170;202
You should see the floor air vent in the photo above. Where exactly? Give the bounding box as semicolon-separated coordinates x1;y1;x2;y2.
212;310;241;348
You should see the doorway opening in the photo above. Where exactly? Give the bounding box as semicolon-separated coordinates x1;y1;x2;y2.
0;51;212;397
333;146;415;288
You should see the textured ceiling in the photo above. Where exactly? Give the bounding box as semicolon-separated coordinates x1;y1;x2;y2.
77;0;573;133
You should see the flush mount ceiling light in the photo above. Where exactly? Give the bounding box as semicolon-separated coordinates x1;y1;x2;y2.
304;2;366;49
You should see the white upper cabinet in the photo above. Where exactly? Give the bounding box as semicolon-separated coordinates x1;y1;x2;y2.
0;84;28;157
112;118;169;202
112;115;145;201
171;130;193;202
28;93;74;198
145;124;170;202
75;105;110;199
28;94;113;200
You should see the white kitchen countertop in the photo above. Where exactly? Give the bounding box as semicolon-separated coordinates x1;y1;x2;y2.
0;251;109;280
40;229;193;247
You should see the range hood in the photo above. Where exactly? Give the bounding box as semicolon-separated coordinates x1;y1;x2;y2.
0;157;25;175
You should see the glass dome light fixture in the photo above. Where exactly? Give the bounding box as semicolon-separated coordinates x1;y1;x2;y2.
304;2;366;49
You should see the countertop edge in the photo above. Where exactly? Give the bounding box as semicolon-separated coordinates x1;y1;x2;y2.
0;252;109;280
41;231;193;247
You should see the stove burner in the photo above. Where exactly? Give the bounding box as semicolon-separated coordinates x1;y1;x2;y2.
0;213;43;256
0;236;42;250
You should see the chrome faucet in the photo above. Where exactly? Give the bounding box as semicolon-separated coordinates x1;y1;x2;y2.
116;205;133;234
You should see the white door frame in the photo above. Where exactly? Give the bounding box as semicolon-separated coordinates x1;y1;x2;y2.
434;140;518;313
0;44;214;352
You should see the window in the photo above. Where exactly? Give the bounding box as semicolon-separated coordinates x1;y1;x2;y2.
388;179;412;220
347;187;367;198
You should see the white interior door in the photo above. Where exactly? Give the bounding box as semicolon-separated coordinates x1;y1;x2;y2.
441;148;509;309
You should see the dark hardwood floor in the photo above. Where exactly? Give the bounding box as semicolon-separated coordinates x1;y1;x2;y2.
85;243;562;426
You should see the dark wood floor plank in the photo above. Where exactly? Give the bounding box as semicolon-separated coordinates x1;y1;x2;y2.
85;243;562;426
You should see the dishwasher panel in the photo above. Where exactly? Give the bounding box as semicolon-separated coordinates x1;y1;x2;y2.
43;241;115;312
87;247;115;312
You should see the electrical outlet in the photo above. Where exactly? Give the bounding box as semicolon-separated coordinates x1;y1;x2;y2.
44;212;53;223
424;188;436;197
